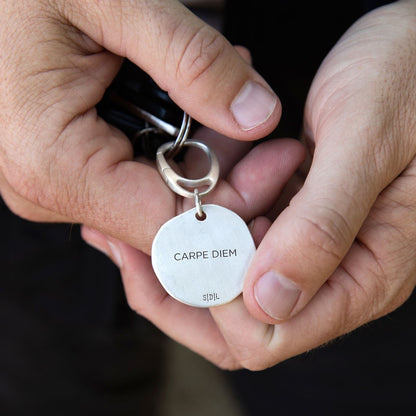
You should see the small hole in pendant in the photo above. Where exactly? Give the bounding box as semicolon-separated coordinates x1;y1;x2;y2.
195;211;207;221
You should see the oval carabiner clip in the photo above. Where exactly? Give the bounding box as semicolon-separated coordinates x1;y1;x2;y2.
156;140;220;199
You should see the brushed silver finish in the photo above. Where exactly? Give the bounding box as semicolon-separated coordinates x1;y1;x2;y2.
156;140;220;198
151;205;255;307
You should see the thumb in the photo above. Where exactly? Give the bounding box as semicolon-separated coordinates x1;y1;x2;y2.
243;134;390;323
65;0;280;139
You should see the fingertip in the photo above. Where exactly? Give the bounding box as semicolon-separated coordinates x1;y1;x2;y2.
243;285;284;325
234;45;252;64
81;225;124;268
244;269;302;325
249;216;272;247
230;80;280;134
81;225;108;253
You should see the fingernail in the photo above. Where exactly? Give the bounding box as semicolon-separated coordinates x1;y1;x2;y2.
231;81;277;131
254;271;301;320
108;241;123;268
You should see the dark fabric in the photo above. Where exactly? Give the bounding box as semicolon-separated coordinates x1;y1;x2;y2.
0;199;166;415
224;1;416;414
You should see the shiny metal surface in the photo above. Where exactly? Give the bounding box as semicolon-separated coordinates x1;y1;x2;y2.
156;140;220;198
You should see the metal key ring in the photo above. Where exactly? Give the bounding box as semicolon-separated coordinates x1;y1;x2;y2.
156;140;220;198
165;112;192;159
110;94;191;157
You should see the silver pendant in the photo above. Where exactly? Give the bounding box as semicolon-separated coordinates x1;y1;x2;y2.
151;204;255;307
151;118;254;308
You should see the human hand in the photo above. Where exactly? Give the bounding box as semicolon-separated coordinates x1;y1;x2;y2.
81;125;305;368
236;0;416;366
0;0;280;252
81;1;416;371
83;1;416;371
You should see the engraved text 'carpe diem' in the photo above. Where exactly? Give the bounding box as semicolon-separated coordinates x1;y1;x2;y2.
174;249;237;261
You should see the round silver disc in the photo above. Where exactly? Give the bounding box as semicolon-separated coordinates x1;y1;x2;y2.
151;204;255;307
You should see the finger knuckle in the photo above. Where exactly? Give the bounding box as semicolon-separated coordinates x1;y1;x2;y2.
124;288;164;320
326;273;360;331
213;353;242;371
3;163;43;206
295;210;351;266
4;152;81;222
226;341;273;371
0;188;35;221
238;351;277;371
125;296;145;317
172;24;227;88
373;265;416;318
328;262;393;335
239;359;269;372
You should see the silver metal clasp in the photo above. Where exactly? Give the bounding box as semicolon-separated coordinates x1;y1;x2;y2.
156;140;220;199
